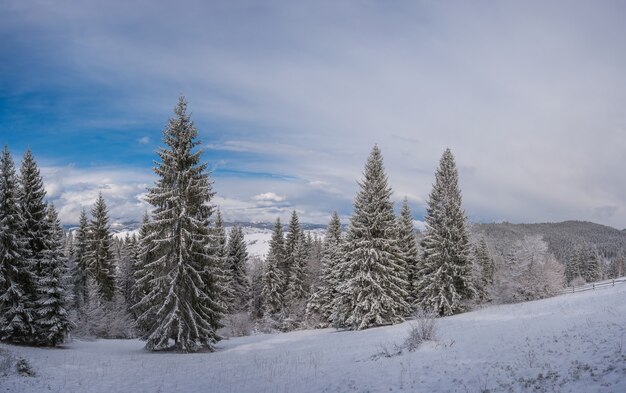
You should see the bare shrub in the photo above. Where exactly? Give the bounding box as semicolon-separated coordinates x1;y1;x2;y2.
404;309;438;351
0;350;15;376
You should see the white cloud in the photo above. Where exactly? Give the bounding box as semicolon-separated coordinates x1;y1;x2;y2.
253;192;285;203
5;1;626;228
41;165;153;224
138;136;150;145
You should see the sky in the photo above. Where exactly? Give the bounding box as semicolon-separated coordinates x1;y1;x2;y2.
2;0;626;228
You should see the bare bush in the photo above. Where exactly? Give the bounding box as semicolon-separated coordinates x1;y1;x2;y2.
404;309;438;351
0;350;15;376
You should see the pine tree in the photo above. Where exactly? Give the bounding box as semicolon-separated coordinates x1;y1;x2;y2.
261;218;286;317
71;209;90;309
131;212;155;324
473;239;495;303
307;212;342;326
285;230;308;316
227;225;250;312
396;198;419;309
283;211;300;291
212;210;233;312
18;149;49;309
35;203;73;346
415;148;475;316
117;234;137;315
0;146;34;343
333;146;409;330
85;193;116;301
577;244;602;283
135;97;224;352
76;277;108;338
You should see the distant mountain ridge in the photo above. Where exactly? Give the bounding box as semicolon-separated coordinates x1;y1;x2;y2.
473;220;626;263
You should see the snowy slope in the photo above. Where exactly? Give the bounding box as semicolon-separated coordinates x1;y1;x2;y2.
2;285;625;393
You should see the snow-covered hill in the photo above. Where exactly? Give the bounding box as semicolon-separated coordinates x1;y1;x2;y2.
2;284;624;392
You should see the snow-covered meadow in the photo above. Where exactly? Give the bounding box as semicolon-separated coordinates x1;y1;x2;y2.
2;283;624;393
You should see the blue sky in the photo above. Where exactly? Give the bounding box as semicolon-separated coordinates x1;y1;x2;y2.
2;1;626;228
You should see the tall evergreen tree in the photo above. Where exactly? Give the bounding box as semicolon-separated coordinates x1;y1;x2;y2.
227;225;250;312
212;210;233;312
36;204;73;346
415;148;475;316
85;193;116;301
261;218;286;317
18;149;49;299
307;212;342;326
396;198;419;309
131;212;155;324
473;239;495;303
333;146;409;330
135;97;224;352
283;211;301;291
117;234;137;314
0;146;34;343
285;229;308;314
71;209;90;309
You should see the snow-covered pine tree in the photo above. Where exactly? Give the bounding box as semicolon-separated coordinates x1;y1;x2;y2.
333;146;409;330
135;97;224;352
306;212;342;326
71;209;90;310
415;148;475;316
396;198;419;309
18;149;49;312
473;239;495;303
284;231;308;322
283;211;301;291
36;203;73;346
261;218;286;318
212;210;233;312
117;234;137;315
577;244;602;283
131;211;156;326
0;146;34;343
227;225;250;312
75;276;108;338
85;193;116;301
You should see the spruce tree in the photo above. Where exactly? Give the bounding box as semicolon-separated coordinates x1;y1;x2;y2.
396;198;419;310
18;149;49;303
71;209;90;309
212;210;233;312
117;234;137;314
135;97;224;352
0;146;34;343
415;148;475;316
85;193;116;301
36;203;73;346
473;239;495;303
283;211;301;290
131;212;155;324
306;212;342;326
227;225;250;312
285;230;308;315
261;218;286;317
333;146;409;330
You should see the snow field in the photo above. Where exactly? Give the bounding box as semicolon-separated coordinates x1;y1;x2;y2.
1;284;624;393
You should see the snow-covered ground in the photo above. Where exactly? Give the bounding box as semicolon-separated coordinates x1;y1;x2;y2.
2;285;624;393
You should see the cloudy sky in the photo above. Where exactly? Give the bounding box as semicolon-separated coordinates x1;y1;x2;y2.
2;1;626;228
